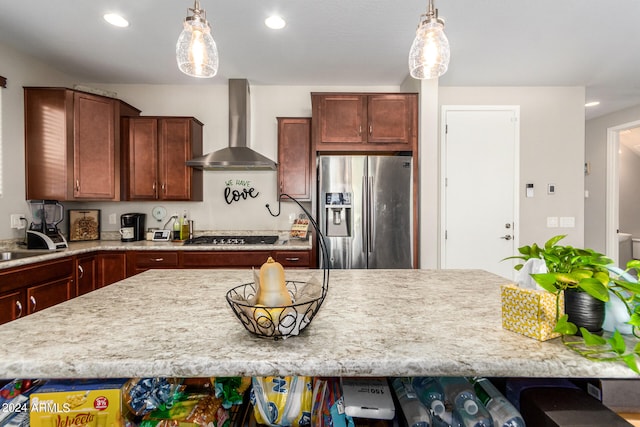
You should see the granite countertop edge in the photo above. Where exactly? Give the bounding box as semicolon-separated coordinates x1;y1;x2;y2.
0;231;312;270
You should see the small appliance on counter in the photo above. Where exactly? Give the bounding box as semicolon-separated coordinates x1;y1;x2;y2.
27;200;68;250
120;213;146;242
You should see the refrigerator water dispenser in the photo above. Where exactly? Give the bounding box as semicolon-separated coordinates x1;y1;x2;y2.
325;192;351;237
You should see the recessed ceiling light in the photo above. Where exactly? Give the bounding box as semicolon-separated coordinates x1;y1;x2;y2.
585;101;600;107
265;15;286;30
104;13;129;28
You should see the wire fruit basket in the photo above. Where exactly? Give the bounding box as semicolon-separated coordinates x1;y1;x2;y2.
225;194;330;340
226;279;327;339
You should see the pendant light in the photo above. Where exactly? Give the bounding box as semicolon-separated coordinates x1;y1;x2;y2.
408;0;450;79
176;0;219;78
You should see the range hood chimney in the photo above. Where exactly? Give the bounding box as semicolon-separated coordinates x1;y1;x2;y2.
186;79;277;170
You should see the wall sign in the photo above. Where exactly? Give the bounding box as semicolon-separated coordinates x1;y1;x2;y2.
224;179;260;205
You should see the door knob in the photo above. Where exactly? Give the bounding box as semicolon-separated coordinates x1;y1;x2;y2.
500;235;513;240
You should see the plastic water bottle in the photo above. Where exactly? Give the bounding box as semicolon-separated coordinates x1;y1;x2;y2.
413;377;446;420
392;377;432;427
470;378;525;427
439;377;493;427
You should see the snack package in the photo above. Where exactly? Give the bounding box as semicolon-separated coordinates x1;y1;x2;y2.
29;378;129;427
140;392;227;427
213;377;252;409
123;378;185;417
251;376;313;426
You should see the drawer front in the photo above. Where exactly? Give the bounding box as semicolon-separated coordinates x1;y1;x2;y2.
182;251;270;268
0;258;73;292
273;251;311;267
134;251;179;268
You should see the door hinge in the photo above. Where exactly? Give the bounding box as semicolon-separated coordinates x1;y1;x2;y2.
445;124;448;134
445;230;448;239
445;177;448;187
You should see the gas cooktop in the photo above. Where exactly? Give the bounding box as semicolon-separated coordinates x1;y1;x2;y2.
183;235;279;245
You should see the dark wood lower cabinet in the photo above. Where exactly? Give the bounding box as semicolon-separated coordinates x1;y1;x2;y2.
0;257;74;325
97;252;127;287
26;277;73;314
0;248;312;325
76;254;97;296
0;290;25;324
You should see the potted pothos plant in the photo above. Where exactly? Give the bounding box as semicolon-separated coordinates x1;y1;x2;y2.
507;234;640;373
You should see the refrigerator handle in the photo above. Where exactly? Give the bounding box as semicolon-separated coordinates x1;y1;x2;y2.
368;176;374;253
362;175;368;252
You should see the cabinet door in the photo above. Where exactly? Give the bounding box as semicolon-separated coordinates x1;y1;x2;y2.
98;252;127;288
158;118;201;201
76;255;97;296
73;91;117;199
24;88;73;200
315;95;367;145
123;118;159;200
26;278;73;314
0;291;25;325
277;118;312;200
367;94;413;145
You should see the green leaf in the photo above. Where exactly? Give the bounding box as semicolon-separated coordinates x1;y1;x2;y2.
634;342;640;355
554;314;578;335
580;328;607;346
622;354;640;374
545;235;567;250
593;271;611;285
531;273;560;293
629;313;640;327
614;280;640;294
626;259;640;270
578;278;610;302
607;330;627;355
572;270;595;280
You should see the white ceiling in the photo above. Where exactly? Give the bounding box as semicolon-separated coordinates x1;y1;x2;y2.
1;0;639;120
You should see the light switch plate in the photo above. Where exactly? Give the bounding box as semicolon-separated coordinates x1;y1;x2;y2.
547;216;559;228
560;216;575;228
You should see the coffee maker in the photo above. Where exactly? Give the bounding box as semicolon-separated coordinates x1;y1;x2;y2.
120;213;146;242
27;200;68;250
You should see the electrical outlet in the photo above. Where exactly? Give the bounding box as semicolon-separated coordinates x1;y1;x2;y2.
108;213;117;224
10;214;26;229
547;216;559;228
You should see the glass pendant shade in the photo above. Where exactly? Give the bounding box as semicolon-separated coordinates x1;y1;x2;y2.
408;12;450;79
176;7;219;78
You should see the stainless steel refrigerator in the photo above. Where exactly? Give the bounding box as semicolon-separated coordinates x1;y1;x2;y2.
318;155;413;269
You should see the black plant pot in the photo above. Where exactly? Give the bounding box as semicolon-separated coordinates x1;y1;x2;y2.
564;289;605;336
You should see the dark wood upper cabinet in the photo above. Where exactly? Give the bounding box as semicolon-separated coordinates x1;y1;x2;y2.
122;117;203;201
277;117;312;201
311;93;418;152
24;87;140;201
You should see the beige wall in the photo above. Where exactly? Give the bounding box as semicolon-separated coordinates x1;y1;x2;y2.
0;42;76;240
439;86;586;248
585;104;640;252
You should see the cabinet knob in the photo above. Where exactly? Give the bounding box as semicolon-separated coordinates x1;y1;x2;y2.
78;265;84;279
161;183;166;194
369;125;372;135
285;257;300;262
16;301;23;318
30;296;37;312
75;180;80;191
358;125;362;135
151;258;164;262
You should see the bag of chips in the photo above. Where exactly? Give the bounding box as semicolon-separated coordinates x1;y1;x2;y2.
251;376;312;426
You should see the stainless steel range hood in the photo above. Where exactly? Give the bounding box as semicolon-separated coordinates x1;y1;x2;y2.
186;79;277;170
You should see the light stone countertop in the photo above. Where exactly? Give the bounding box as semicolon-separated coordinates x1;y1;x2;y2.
0;268;636;379
0;231;311;270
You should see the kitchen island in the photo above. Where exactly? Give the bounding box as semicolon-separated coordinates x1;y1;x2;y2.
0;269;636;379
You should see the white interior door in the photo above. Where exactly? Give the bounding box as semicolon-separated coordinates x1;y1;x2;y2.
441;106;520;279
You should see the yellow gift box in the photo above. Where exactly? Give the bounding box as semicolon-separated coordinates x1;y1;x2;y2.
501;284;564;341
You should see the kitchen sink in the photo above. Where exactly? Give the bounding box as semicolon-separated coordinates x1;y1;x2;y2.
0;251;50;262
